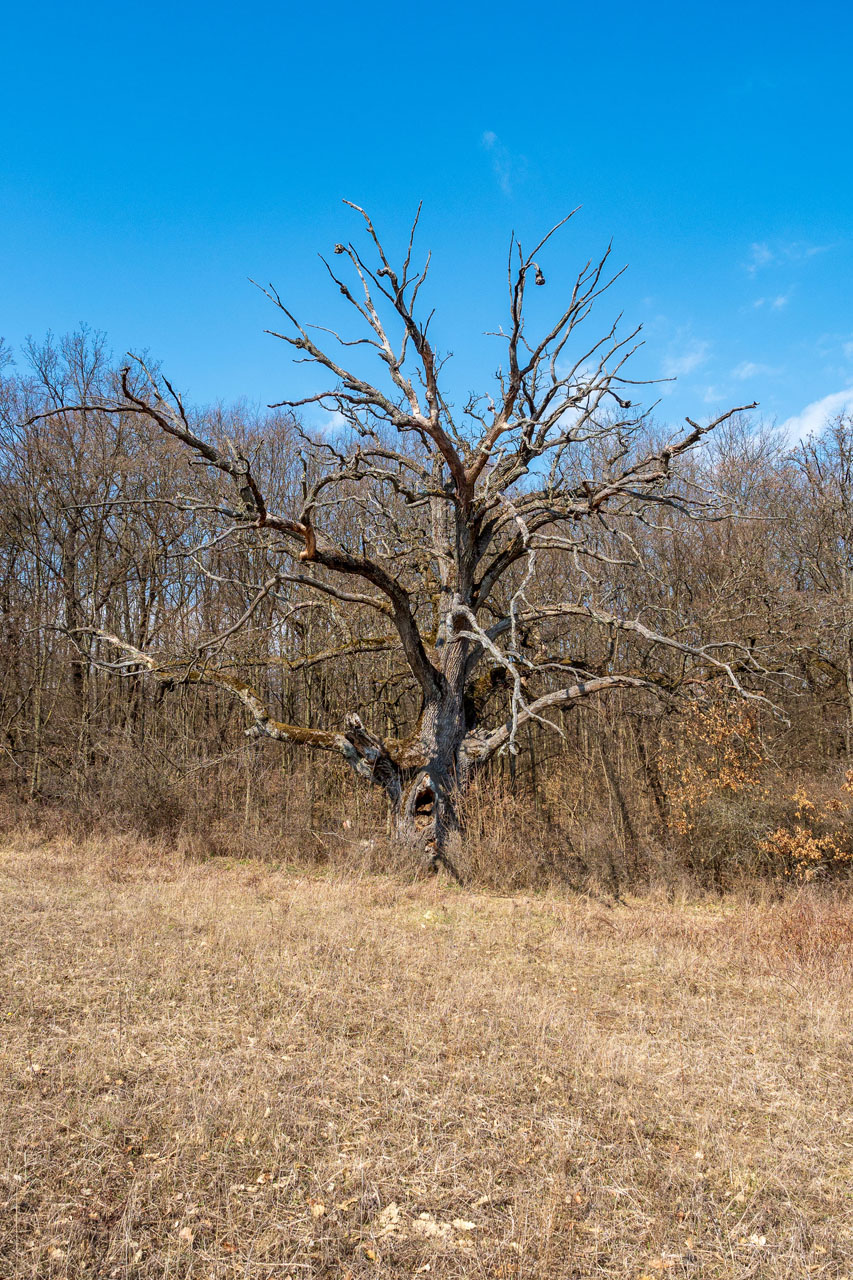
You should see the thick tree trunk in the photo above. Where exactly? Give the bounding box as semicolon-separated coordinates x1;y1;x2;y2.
394;749;464;869
389;653;470;879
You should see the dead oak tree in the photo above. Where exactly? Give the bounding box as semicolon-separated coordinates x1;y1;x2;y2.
41;206;766;872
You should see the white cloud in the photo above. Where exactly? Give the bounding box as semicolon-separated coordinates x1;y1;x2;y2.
815;332;853;366
781;388;853;441
662;339;710;379
747;242;775;275
313;409;349;437
481;130;522;195
746;239;837;275
752;294;790;310
732;360;779;380
802;243;833;258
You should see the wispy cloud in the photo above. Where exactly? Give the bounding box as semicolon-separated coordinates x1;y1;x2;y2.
815;331;853;367
746;239;837;276
662;338;711;379
747;242;775;274
481;131;523;195
752;294;790;310
781;388;853;441
732;360;780;380
312;409;349;437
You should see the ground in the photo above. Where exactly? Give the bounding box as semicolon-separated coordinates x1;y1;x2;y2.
1;834;852;1278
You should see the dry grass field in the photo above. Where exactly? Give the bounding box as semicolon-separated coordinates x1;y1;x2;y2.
2;834;853;1278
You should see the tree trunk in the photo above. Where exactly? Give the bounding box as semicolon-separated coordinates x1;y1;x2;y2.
389;669;469;880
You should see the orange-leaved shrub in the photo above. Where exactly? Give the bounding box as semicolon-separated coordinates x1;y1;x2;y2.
759;771;853;881
667;702;765;837
659;701;770;885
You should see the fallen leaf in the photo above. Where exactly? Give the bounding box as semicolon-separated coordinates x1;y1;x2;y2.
412;1213;452;1239
376;1202;401;1235
452;1218;477;1231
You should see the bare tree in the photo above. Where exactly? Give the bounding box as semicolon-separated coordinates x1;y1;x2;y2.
787;415;853;754
31;207;766;873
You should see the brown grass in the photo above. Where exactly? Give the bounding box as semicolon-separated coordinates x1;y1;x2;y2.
1;833;853;1278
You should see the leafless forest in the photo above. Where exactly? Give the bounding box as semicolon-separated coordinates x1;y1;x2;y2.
2;210;853;891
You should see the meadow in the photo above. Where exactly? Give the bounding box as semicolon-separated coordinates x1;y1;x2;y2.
2;833;852;1278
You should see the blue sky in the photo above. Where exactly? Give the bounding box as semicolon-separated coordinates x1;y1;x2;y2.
2;0;851;439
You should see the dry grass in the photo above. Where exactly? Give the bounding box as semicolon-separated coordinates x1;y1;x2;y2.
2;834;853;1278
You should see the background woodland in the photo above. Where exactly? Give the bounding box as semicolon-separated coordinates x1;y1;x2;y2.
2;328;853;892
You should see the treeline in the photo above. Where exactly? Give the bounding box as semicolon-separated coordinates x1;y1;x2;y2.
2;329;853;890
